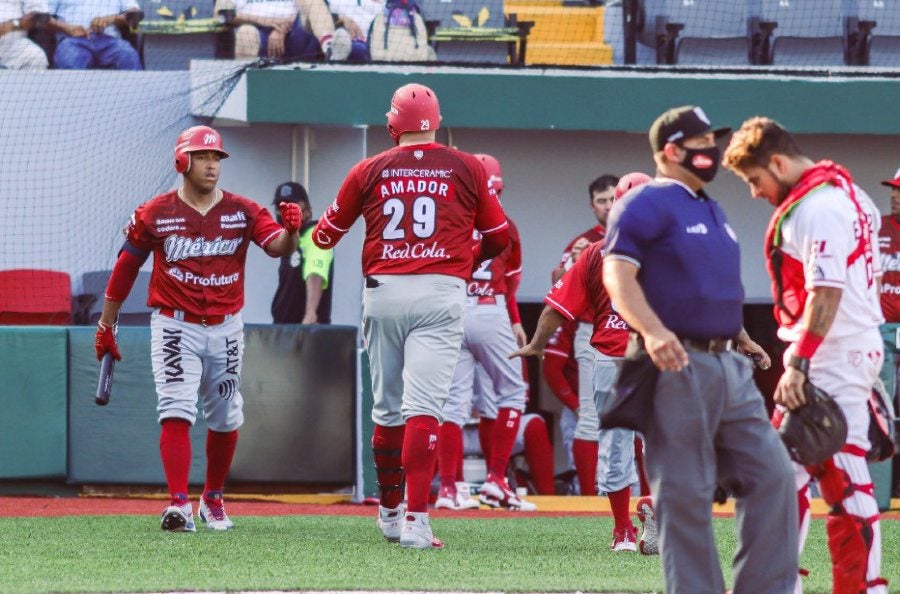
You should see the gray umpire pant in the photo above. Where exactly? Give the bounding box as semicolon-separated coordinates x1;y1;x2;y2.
644;350;798;594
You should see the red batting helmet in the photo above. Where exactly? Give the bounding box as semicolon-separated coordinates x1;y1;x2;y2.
474;153;503;194
385;83;441;144
174;125;229;174
614;171;652;199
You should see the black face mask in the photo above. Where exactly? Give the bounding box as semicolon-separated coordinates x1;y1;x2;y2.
680;145;720;183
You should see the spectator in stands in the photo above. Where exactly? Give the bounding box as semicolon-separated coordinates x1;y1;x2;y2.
216;0;350;61
0;0;49;69
328;0;383;61
49;0;142;69
270;181;334;324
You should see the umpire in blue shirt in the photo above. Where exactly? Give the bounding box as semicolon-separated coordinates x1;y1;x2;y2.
603;106;798;594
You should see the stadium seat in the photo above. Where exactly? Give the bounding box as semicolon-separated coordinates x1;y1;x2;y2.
0;269;72;325
758;0;852;66
503;1;612;66
80;270;153;326
858;0;900;66
641;0;755;65
421;0;514;64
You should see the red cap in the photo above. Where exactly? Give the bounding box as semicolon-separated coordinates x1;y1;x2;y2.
881;167;900;188
474;153;503;194
614;172;653;199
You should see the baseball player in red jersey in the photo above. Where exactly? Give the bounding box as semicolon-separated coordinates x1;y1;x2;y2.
513;173;660;554
436;152;535;511
551;174;618;496
311;83;509;549
878;168;900;323
93;125;302;532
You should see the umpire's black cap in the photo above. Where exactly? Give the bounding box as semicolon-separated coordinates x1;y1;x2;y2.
649;106;731;152
273;181;309;205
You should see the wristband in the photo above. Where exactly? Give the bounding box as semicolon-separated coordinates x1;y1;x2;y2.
787;355;810;376
794;330;824;360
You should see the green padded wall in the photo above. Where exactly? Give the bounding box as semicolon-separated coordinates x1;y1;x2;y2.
0;327;68;478
68;324;357;485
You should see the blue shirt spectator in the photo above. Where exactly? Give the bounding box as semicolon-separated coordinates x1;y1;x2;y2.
605;179;744;340
50;0;142;69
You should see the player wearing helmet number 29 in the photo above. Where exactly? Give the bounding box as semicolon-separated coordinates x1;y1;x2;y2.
312;83;510;549
93;125;302;533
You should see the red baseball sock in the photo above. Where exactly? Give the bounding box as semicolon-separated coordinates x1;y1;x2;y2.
437;422;462;490
204;429;238;498
488;408;522;478
372;424;406;509
523;416;555;495
608;486;632;530
573;438;599;495
159;419;192;503
403;415;439;513
634;436;651;497
478;417;495;462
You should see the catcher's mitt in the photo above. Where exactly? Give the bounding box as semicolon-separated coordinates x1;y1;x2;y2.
778;381;848;467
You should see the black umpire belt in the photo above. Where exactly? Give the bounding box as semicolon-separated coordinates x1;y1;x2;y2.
636;334;732;354
680;337;732;353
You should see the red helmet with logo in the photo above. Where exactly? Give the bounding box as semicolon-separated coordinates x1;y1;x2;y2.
614;171;652;199
385;83;441;144
474;153;503;194
174;125;229;174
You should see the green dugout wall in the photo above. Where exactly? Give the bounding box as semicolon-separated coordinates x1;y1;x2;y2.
0;325;357;487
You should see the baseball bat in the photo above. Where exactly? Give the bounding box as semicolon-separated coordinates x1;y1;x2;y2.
95;352;116;406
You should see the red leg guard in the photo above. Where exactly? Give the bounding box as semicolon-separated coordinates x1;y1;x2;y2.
812;458;855;507
372;424;405;509
826;512;870;594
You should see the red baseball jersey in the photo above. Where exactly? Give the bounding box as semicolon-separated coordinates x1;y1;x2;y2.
124;190;283;315
879;214;900;322
556;224;605;269
544;241;629;357
313;143;508;279
468;217;522;297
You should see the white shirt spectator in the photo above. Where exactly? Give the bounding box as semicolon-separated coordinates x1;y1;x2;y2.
0;0;50;69
0;0;47;21
328;0;382;40
231;0;297;20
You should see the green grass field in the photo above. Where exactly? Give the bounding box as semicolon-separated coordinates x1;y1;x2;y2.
0;515;896;593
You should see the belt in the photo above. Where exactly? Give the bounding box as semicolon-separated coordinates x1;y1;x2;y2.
681;338;732;353
465;294;502;307
158;307;231;327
